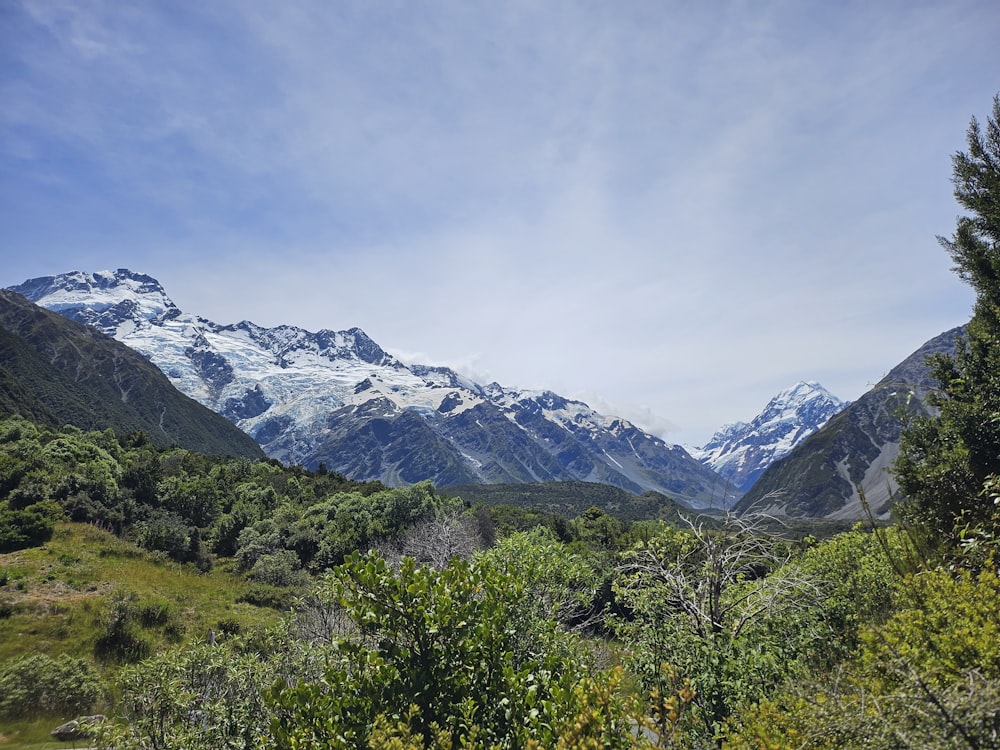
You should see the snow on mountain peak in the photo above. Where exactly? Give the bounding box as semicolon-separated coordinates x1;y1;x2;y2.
13;269;180;333
693;381;847;492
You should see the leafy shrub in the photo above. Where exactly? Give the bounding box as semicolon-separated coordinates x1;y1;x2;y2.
0;653;103;719
477;527;604;628
130;508;190;560
237;583;298;611
0;499;62;552
249;549;308;588
100;638;280;750
94;590;152;664
269;551;647;749
728;566;1000;748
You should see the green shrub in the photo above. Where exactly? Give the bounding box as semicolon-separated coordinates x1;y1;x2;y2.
101;638;279;750
269;551;645;749
0;499;63;552
0;653;103;719
249;549;308;588
237;583;297;610
727;566;1000;749
93;590;152;664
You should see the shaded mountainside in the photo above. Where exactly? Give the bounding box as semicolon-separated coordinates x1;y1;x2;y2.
0;290;264;458
735;327;964;520
11;270;738;509
692;382;846;492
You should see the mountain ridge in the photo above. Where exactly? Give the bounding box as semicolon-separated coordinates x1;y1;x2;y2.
0;288;264;458
11;270;739;509
734;327;964;519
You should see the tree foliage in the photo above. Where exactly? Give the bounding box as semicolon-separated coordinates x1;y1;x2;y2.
894;94;1000;545
0;498;61;551
613;515;822;744
97;626;314;750
727;566;1000;749
0;416;455;575
269;548;648;749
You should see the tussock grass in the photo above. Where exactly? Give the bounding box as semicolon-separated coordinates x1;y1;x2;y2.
0;716;71;749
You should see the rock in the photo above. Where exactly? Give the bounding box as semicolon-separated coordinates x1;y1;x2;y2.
51;714;104;742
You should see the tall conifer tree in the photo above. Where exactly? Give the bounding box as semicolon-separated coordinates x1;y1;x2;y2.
894;95;1000;542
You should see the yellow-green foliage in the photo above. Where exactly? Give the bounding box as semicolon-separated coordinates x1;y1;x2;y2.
726;565;1000;749
860;566;1000;688
270;546;649;750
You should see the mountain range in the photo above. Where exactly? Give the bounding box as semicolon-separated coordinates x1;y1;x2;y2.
7;269;959;521
10;270;740;509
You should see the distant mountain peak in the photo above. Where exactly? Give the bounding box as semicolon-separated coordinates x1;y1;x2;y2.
734;326;965;521
692;381;846;493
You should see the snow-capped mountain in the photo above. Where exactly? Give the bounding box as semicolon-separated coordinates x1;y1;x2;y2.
10;270;739;509
691;381;847;492
735;327;962;520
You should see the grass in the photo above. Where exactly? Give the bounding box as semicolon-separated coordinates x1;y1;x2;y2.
0;522;288;748
0;717;72;750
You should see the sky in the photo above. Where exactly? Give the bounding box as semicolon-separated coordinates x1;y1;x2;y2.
2;1;998;447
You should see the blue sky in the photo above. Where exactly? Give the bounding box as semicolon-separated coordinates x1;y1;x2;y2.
2;1;998;445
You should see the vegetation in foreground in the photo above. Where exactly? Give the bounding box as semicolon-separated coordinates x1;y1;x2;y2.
2;96;1000;748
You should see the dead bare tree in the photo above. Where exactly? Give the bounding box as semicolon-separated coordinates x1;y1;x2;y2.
615;511;825;744
369;504;483;572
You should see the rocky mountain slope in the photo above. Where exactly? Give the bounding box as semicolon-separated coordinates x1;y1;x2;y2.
10;270;739;508
0;289;264;458
734;327;963;520
691;382;846;492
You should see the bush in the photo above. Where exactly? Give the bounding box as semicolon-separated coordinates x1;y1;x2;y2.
249;550;308;588
269;551;647;749
237;583;298;611
0;500;63;552
101;639;279;750
0;653;103;719
130;509;190;561
94;590;152;664
728;566;1000;749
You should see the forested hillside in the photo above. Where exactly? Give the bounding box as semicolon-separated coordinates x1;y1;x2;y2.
3;408;997;748
0;290;263;459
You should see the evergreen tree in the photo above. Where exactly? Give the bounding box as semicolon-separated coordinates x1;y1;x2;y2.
894;95;1000;543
